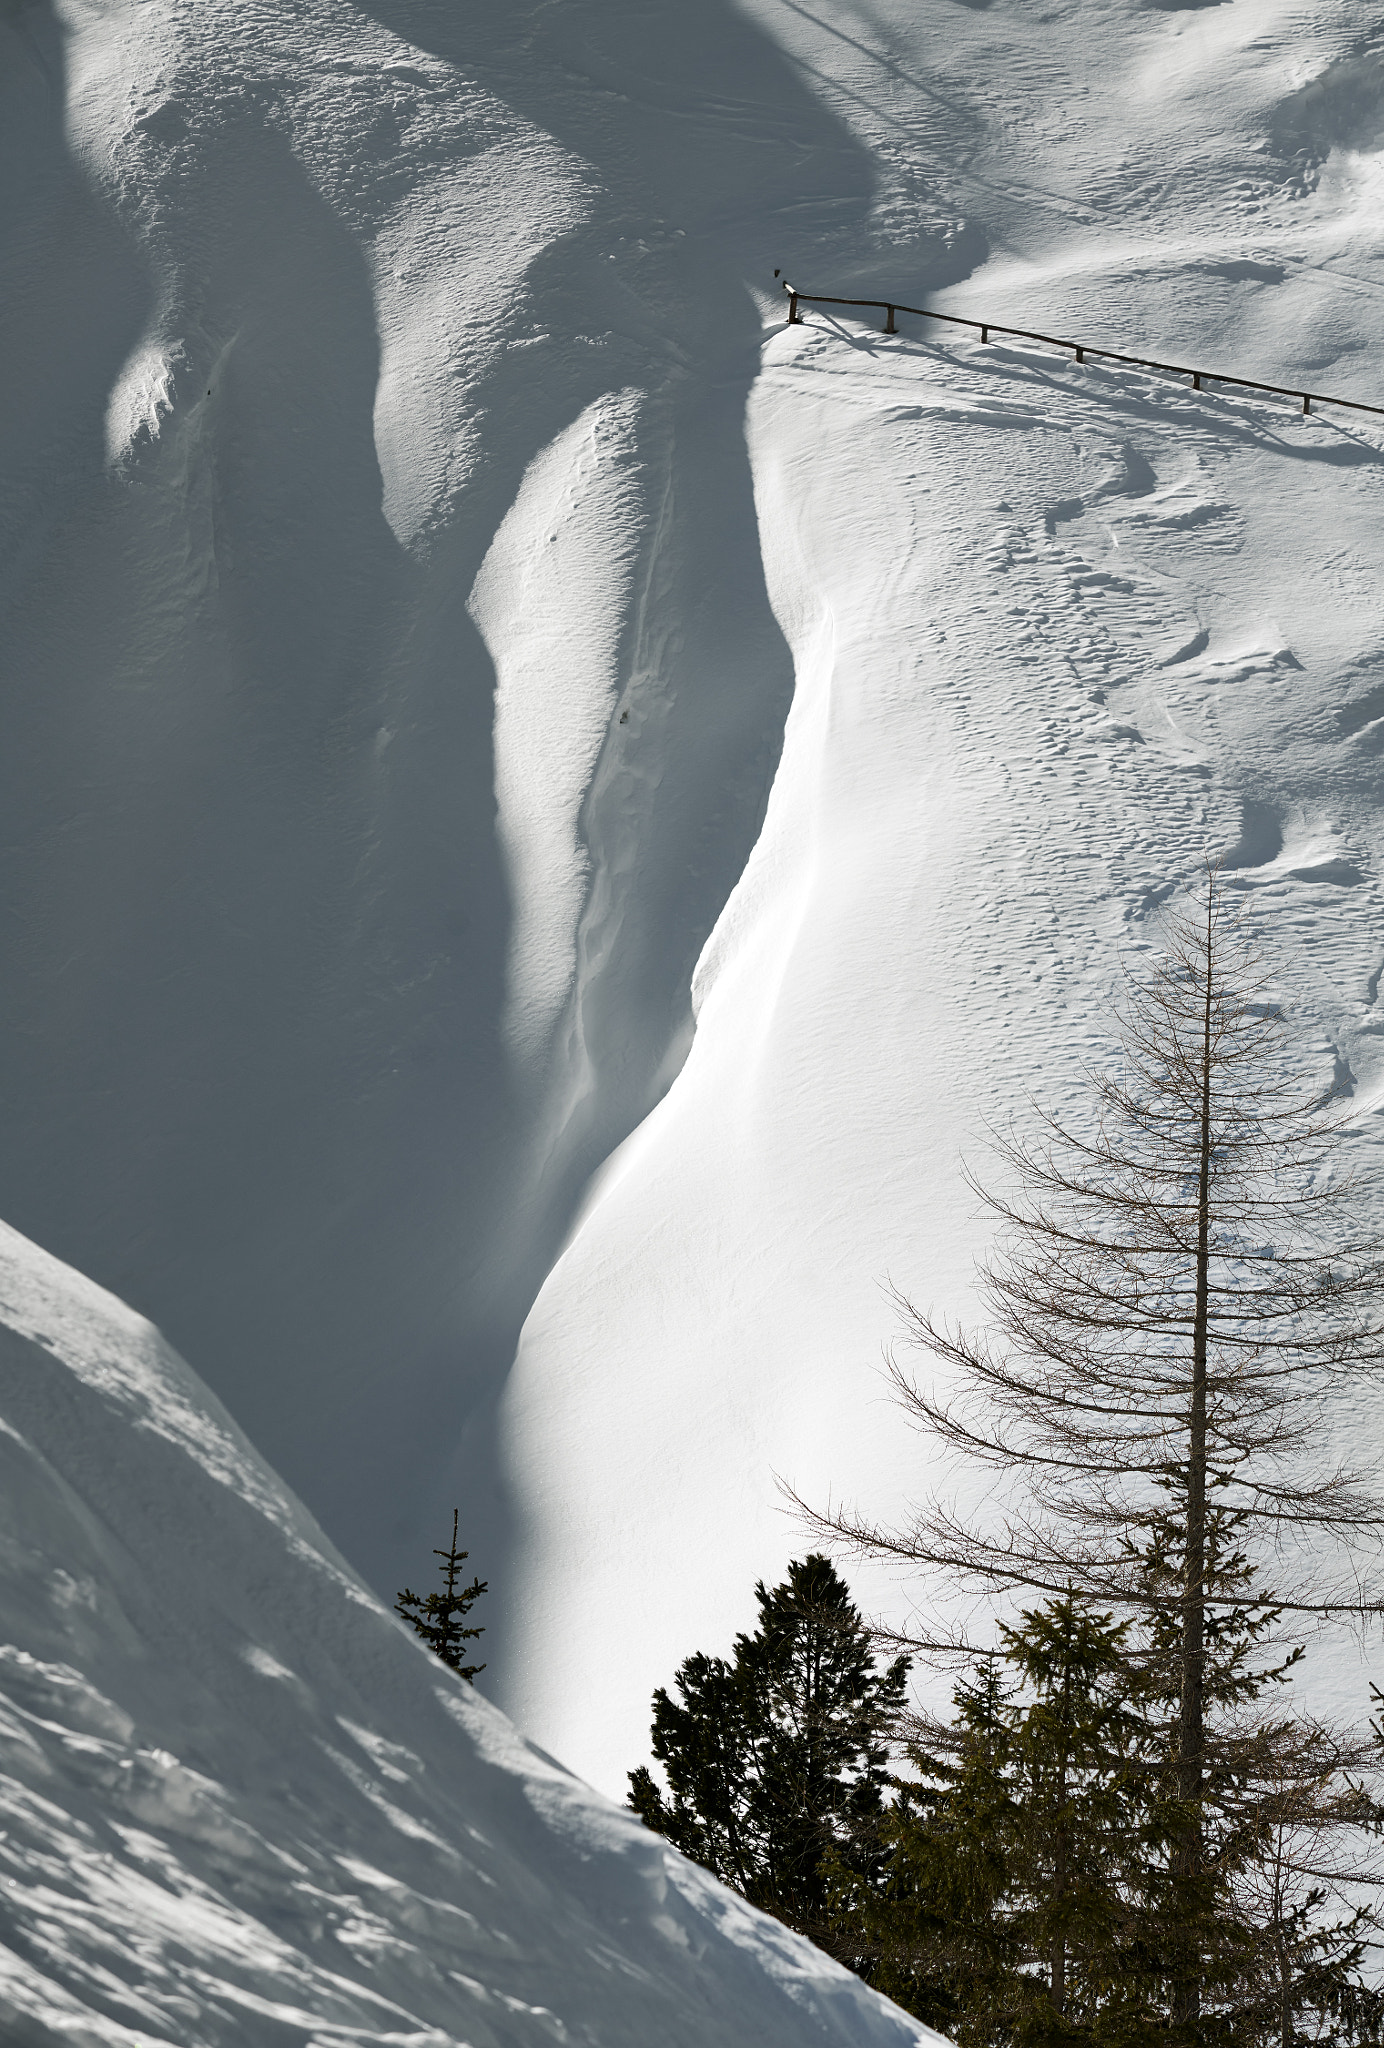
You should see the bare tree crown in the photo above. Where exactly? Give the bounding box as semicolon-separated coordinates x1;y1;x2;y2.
810;865;1384;1635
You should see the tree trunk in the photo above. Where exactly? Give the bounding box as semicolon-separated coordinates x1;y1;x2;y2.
1051;1930;1066;2019
1174;884;1214;2030
1050;1625;1070;2018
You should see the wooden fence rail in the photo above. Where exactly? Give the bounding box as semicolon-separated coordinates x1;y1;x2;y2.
779;278;1384;423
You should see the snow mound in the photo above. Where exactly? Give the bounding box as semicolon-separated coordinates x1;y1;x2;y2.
0;1221;938;2047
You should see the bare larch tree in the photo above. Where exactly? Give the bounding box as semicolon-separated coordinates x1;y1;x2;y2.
805;866;1384;2035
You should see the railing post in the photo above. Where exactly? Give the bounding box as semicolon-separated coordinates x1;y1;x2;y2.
885;304;896;334
980;324;988;343
788;291;800;325
1074;346;1084;363
1302;394;1311;416
1192;373;1201;391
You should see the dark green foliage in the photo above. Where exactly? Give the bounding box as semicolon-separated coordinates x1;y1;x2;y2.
395;1509;486;1682
628;1555;909;1960
839;1657;1022;2041
628;1547;1382;2040
852;1585;1384;2048
844;1596;1164;2046
1125;1500;1298;2038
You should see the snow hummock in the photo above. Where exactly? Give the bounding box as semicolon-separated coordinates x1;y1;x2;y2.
0;1219;939;2046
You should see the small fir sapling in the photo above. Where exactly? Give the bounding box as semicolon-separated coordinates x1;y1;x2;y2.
395;1509;487;1682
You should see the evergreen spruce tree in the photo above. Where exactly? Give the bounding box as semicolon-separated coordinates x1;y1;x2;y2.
832;1652;1020;2040
846;1582;1384;2046
844;1596;1159;2046
628;1554;909;1962
1000;1596;1159;2043
395;1509;486;1682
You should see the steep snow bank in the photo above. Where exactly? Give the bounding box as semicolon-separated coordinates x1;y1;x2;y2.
0;1219;939;2047
0;0;854;1608
504;1;1384;1788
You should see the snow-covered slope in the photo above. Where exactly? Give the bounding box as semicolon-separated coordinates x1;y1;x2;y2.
5;0;1384;1806
0;1218;940;2046
511;303;1384;1787
0;0;867;1623
501;2;1384;1788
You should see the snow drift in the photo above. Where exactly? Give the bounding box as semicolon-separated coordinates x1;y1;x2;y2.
0;0;840;1625
0;1218;940;2046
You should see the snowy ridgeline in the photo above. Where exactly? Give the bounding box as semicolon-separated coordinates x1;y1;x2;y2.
0;1219;940;2047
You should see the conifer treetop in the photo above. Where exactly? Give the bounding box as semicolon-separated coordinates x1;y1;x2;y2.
395;1509;486;1683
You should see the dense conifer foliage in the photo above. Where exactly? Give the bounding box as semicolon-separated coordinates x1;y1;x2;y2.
633;1555;1384;2040
838;1597;1154;2042
628;1556;909;1959
844;1597;1384;2046
394;1510;487;1682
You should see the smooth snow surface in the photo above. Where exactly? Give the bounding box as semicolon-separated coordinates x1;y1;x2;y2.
5;0;1384;1804
0;1220;941;2046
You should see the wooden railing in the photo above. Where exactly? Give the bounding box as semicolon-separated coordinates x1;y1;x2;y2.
778;279;1384;423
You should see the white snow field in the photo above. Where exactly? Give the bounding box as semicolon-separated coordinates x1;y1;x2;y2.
6;0;1384;1812
0;1216;944;2046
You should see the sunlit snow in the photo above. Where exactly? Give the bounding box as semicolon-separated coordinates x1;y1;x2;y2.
4;0;1384;1999
0;1218;940;2044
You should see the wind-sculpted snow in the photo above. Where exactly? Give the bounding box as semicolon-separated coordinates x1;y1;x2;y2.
509;305;1384;1786
501;4;1384;1788
0;0;867;1617
0;1220;941;2046
5;0;1384;1803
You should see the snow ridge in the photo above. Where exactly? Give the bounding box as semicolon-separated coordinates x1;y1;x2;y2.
0;1218;941;2046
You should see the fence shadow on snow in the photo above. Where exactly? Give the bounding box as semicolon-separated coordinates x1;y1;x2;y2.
779;277;1384;423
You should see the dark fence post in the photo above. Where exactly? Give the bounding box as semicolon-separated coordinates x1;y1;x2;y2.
885;304;896;335
788;291;800;325
980;324;988;343
1302;394;1311;416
